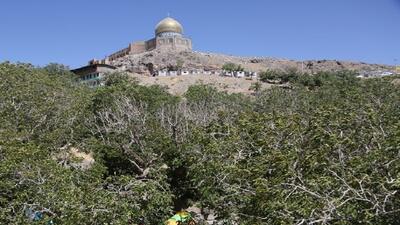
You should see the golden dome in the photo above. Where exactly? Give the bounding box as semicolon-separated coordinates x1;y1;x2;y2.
155;17;183;36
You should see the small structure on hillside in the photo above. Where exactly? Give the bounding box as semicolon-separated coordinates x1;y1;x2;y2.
180;70;190;75
158;70;168;76
169;71;178;76
235;71;245;78
71;64;116;87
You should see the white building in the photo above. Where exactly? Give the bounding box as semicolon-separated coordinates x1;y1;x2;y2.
158;70;168;76
169;71;178;76
71;64;116;87
180;70;190;75
235;71;245;78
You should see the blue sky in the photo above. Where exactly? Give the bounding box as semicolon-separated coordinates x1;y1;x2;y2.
1;0;399;68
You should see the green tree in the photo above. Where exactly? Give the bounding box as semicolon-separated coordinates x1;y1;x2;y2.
186;75;400;224
222;63;244;72
259;68;299;84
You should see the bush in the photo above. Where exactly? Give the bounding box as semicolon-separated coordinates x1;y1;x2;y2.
222;63;244;72
259;68;299;83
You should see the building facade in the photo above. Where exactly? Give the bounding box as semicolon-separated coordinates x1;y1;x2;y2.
71;64;116;87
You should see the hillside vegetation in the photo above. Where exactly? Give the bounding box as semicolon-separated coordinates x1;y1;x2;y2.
0;62;399;224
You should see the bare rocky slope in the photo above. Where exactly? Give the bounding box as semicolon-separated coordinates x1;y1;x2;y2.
107;50;395;95
128;73;271;95
109;49;395;76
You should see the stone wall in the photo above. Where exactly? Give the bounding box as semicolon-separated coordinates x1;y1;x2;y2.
108;47;131;61
145;38;157;51
155;36;192;51
129;41;146;54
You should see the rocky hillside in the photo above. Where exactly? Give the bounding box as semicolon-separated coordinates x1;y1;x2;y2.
128;73;272;95
109;49;395;76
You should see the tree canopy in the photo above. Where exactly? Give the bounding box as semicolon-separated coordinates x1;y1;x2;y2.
0;62;399;224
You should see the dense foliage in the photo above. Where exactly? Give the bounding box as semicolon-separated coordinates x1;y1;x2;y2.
0;62;399;224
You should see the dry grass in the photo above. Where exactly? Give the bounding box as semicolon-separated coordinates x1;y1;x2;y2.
129;73;272;95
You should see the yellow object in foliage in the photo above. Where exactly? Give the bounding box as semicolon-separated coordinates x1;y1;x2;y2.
164;211;193;225
165;220;179;225
396;66;400;74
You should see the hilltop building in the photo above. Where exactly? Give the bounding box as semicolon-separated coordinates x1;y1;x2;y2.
71;16;259;86
72;17;192;86
90;17;192;64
